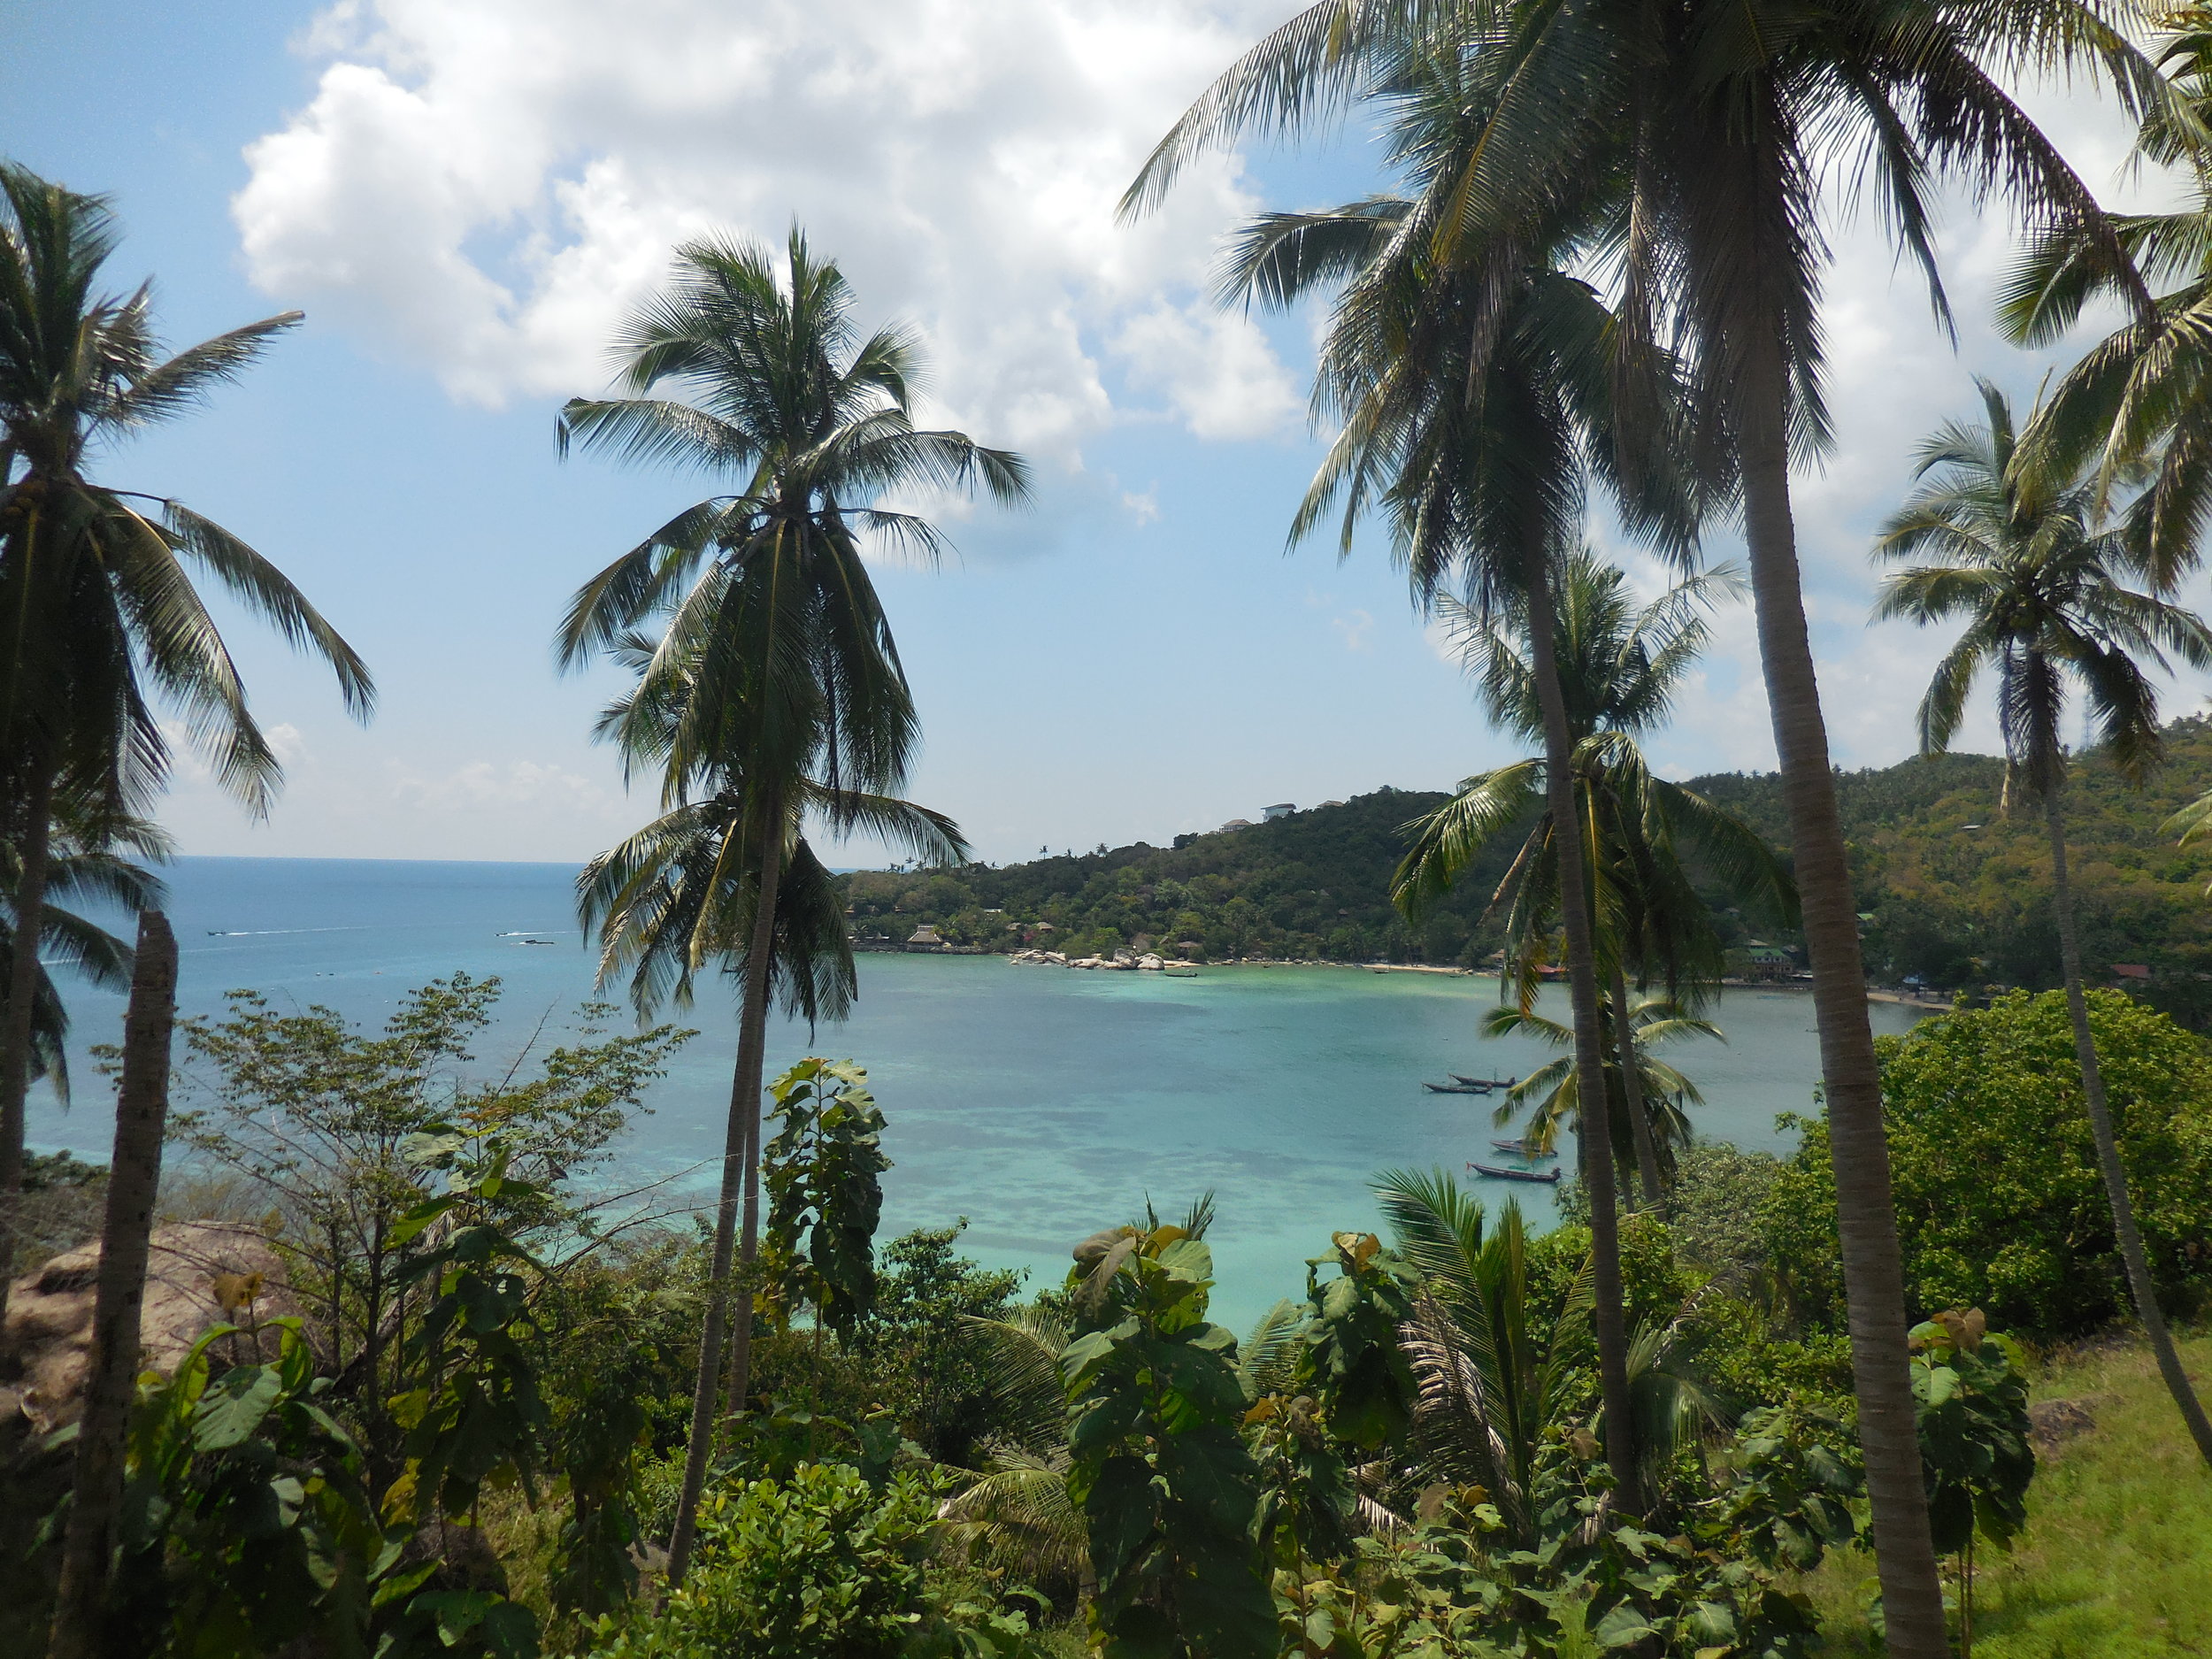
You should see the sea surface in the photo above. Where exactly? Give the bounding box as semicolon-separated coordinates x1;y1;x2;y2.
33;856;1926;1330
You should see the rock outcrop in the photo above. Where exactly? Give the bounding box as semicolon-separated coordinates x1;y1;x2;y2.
0;1221;298;1436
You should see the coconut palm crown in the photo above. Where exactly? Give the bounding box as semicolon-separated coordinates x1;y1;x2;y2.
0;161;372;1310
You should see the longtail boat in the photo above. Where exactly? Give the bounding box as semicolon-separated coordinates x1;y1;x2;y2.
1490;1139;1557;1158
1465;1161;1563;1185
1423;1080;1487;1094
1451;1074;1517;1089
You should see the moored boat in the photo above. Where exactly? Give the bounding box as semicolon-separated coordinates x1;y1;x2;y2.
1423;1080;1487;1094
1490;1139;1557;1158
1465;1160;1563;1184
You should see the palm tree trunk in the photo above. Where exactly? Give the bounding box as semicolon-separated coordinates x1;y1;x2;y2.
2044;788;2212;1464
665;780;788;1587
48;910;177;1659
1736;341;1947;1655
0;762;55;1324
1610;963;1663;1210
722;1062;762;1425
1522;545;1640;1507
723;794;787;1425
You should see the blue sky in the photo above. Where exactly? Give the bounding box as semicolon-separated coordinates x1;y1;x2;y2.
4;1;2193;865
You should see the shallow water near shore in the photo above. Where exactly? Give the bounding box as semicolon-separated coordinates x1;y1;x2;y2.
35;856;1924;1331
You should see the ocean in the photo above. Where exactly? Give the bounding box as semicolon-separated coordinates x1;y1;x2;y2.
31;856;1926;1331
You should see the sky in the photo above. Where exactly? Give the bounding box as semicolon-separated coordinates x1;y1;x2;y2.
3;1;2202;866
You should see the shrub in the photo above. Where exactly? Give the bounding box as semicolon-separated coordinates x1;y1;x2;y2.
1765;989;2212;1338
589;1463;941;1659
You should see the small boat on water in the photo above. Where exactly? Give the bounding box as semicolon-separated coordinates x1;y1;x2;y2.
1452;1073;1517;1089
1490;1139;1557;1158
1466;1161;1563;1185
1423;1080;1489;1094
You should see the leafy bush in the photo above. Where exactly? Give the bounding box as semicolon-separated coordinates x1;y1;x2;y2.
851;1222;1023;1467
1279;1409;1860;1659
1765;990;2212;1337
586;1463;1044;1659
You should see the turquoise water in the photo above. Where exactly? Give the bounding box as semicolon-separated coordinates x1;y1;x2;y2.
34;857;1924;1330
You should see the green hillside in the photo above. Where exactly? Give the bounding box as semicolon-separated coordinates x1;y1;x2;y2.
842;787;1530;966
1690;717;2212;1012
843;720;2212;1013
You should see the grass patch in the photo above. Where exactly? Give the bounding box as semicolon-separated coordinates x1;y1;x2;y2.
1808;1329;2212;1657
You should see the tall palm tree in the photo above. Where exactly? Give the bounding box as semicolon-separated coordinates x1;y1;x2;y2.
0;163;373;1310
1394;556;1794;1205
1128;6;2161;1642
557;228;1025;1582
1874;379;2212;1466
1206;38;1702;1509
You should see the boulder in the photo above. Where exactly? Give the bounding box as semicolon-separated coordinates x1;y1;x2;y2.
1138;954;1165;971
2028;1396;2099;1454
0;1221;298;1436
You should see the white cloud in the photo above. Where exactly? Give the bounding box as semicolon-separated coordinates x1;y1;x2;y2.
234;0;1294;464
1331;607;1375;652
1110;301;1301;438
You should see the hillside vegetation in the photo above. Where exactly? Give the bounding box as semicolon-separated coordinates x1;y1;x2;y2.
844;720;2212;1009
1807;1330;2212;1657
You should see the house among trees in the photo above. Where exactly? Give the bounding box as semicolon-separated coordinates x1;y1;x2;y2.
1262;803;1296;820
905;924;944;950
1738;943;1796;981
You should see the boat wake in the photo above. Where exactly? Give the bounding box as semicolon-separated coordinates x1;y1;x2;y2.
204;926;372;937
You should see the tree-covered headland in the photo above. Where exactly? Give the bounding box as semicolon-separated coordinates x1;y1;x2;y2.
845;719;2212;1019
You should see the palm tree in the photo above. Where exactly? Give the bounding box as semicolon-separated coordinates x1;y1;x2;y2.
1375;1169;1714;1537
1129;5;2162;1641
557;227;1026;1582
1394;556;1794;1205
1874;379;2212;1466
0;163;373;1310
2001;6;2212;588
1205;38;1703;1510
580;653;967;1432
2;789;167;1107
1482;995;1721;1189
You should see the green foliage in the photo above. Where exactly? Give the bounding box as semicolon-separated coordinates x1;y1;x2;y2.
585;1463;1046;1659
1060;1221;1274;1658
1662;1142;1784;1278
168;975;688;1494
764;1058;892;1339
104;1319;537;1659
1765;991;2212;1338
384;1124;553;1530
1909;1312;2034;1560
1691;721;2212;1004
1294;1231;1420;1455
853;1222;1024;1466
1279;1416;1857;1659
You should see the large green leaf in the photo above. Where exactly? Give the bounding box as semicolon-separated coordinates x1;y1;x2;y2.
192;1365;284;1453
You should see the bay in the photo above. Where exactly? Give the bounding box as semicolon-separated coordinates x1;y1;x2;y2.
33;856;1925;1330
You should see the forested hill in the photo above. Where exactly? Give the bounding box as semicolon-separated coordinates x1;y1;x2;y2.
841;717;2212;1010
1691;716;2212;1010
842;787;1517;967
